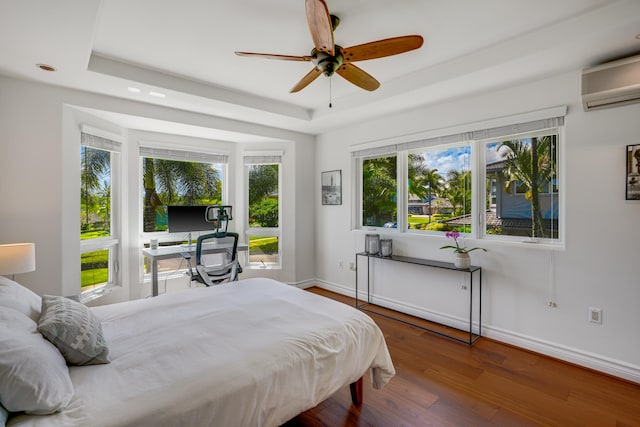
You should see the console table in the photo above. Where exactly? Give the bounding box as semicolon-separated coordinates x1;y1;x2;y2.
355;252;482;345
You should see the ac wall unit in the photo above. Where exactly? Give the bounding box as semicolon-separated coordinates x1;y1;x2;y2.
581;54;640;111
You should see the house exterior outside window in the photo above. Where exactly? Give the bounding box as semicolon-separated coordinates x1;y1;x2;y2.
483;130;559;240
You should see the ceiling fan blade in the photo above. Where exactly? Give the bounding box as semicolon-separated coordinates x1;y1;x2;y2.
290;67;323;93
336;63;380;91
305;0;334;56
340;35;424;63
235;52;314;62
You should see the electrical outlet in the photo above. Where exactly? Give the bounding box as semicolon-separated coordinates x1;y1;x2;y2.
589;307;602;324
338;259;344;268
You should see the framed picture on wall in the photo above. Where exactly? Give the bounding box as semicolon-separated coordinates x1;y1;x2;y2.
321;170;342;205
627;144;640;200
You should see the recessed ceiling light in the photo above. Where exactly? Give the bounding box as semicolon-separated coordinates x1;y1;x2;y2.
149;91;166;98
127;87;141;93
36;64;56;72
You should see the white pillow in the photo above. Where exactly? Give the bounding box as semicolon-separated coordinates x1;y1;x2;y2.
0;326;74;414
0;305;37;333
0;276;41;321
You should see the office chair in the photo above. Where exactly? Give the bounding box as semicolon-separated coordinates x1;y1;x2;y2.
182;205;242;286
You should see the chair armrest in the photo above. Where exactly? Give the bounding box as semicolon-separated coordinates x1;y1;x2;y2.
195;264;218;287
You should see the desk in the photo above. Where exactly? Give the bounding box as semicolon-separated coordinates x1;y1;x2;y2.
355;252;482;346
143;243;248;296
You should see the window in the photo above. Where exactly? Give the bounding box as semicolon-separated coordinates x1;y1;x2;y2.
80;131;120;297
483;129;559;239
362;155;397;227
140;147;227;234
354;112;564;244
139;146;228;278
245;153;282;267
407;145;471;233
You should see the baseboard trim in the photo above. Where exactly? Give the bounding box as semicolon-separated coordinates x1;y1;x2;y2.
288;278;316;289
313;279;640;385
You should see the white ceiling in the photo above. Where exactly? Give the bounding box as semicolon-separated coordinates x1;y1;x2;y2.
1;0;640;140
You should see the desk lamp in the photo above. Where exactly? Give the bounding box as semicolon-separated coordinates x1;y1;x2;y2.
205;205;233;237
0;243;36;280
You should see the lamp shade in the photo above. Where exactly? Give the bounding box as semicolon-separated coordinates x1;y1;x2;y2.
0;243;36;276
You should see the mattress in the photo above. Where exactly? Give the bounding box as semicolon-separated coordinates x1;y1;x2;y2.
8;278;394;427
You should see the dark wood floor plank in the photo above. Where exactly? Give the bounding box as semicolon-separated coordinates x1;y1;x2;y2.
284;287;640;426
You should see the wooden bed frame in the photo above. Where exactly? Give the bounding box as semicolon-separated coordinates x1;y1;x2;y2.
350;377;364;406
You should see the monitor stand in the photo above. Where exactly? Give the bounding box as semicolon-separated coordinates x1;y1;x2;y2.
181;232;194;249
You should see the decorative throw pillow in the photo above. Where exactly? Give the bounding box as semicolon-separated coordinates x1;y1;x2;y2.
0;326;74;414
37;295;110;365
0;276;42;321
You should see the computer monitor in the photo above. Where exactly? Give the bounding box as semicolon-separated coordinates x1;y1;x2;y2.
166;205;213;233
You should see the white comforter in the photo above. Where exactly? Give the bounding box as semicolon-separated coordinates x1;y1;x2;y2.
9;278;394;427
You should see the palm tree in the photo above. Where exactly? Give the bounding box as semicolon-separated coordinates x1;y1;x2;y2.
97;180;111;235
444;170;472;218
408;154;443;223
422;168;443;221
498;136;555;238
143;158;163;232
143;158;222;232
408;154;428;199
81;147;110;231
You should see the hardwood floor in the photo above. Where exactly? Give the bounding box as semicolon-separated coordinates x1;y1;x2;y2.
284;287;640;427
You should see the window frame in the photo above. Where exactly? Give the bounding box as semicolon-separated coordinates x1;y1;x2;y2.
479;127;563;244
358;153;399;230
138;145;230;286
353;111;565;247
80;130;121;302
138;146;228;239
244;153;282;269
405;141;474;235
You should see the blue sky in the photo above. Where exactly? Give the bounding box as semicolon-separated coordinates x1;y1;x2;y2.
419;142;515;175
421;146;471;176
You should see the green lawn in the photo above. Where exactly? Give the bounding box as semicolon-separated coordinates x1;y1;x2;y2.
80;230;109;240
81;248;109;288
81;268;108;287
249;236;278;254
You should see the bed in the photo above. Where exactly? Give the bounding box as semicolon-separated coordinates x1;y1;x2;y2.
0;277;395;427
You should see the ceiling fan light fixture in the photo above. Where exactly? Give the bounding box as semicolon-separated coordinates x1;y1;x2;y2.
313;50;343;76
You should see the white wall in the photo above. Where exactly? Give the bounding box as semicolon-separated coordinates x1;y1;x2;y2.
314;71;640;382
0;75;315;301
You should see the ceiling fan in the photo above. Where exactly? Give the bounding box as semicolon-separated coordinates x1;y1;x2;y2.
235;0;424;93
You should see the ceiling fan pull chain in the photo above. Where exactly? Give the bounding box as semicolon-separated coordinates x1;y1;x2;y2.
329;76;332;108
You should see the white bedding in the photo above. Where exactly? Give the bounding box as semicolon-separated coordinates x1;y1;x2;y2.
8;278;394;427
